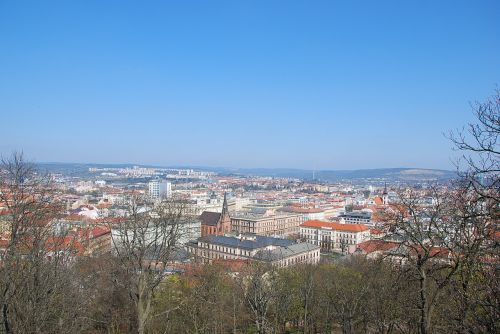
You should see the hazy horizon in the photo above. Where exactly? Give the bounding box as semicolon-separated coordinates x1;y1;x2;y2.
34;159;455;172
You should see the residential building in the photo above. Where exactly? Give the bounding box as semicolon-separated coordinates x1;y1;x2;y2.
171;219;201;245
187;233;320;267
350;239;400;258
227;197;251;213
300;220;371;253
110;218;200;253
339;211;372;226
279;206;325;222
80;226;112;255
231;212;302;237
148;179;171;200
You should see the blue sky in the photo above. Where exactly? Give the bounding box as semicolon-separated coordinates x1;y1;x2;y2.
0;1;499;170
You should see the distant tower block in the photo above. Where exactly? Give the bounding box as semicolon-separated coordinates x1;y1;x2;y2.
148;179;171;200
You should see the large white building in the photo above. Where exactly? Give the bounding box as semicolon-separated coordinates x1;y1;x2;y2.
148;179;172;200
300;220;370;253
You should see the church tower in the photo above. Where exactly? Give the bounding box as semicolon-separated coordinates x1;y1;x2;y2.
382;182;389;205
199;192;233;236
219;192;232;234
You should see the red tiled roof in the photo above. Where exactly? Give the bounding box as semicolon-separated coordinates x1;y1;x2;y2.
356;240;399;253
370;228;384;235
0;239;9;249
416;246;450;258
96;203;111;209
301;220;369;232
91;226;111;238
291;208;324;213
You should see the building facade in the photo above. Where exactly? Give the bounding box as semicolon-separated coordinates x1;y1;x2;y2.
187;233;320;267
199;193;232;236
339;211;372;226
148;179;172;200
230;212;302;237
300;220;370;253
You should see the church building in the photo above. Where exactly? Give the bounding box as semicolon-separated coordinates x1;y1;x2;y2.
199;193;232;236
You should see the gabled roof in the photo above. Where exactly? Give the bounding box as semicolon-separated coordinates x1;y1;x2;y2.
301;220;369;232
198;234;294;250
199;211;221;226
356;240;399;254
253;243;320;261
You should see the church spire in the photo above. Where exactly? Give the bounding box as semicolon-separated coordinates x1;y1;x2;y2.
218;192;231;234
221;192;228;216
382;182;389;205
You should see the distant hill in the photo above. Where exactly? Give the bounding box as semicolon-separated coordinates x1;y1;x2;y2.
218;167;457;183
36;162;137;178
35;162;456;183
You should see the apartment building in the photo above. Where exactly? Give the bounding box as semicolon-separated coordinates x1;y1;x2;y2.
148;179;172;200
300;220;370;253
230;212;302;237
187;233;320;267
338;211;372;226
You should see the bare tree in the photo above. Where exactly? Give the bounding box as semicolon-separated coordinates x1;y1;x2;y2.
382;185;499;334
323;260;369;334
75;254;137;333
296;264;317;334
448;89;500;203
0;152;87;333
446;90;500;332
163;263;241;334
362;258;405;334
269;268;300;333
235;263;278;334
110;196;188;334
439;178;499;333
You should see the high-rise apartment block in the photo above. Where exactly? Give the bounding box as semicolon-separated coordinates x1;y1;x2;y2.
148;179;171;200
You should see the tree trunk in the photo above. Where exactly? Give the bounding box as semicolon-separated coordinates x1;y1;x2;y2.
2;303;12;334
137;278;151;334
137;299;147;334
255;317;262;334
418;272;428;334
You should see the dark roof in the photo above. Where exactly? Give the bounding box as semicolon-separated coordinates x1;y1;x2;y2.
339;211;371;219
199;211;221;226
198;234;294;250
253;243;320;261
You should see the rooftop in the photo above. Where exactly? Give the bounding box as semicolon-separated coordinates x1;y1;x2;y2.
253;243;320;261
199;211;221;226
198;233;295;250
301;220;370;232
231;211;300;221
340;211;372;219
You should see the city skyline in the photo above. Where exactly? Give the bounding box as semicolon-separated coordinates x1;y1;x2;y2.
0;2;498;333
1;1;499;169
